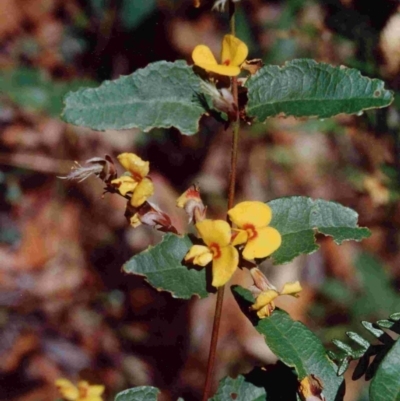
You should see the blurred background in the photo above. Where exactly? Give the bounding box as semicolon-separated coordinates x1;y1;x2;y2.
1;0;400;400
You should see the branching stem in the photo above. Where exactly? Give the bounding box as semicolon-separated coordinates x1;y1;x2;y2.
201;2;240;400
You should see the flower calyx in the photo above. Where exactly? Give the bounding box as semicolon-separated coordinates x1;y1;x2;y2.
228;201;282;261
111;153;154;208
200;80;237;120
249;268;302;319
184;219;238;287
55;378;105;401
212;0;241;12
192;34;248;77
241;58;264;75
59;155;117;184
176;184;207;224
125;201;178;234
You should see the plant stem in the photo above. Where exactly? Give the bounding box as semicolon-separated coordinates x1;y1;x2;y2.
229;0;236;36
228;80;240;210
201;285;225;401
201;2;240;401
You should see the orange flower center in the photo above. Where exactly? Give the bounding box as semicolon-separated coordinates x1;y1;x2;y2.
79;386;88;397
243;224;257;240
132;172;143;182
223;59;231;65
209;243;221;259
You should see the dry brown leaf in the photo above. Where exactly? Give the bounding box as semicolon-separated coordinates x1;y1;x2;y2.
380;12;400;76
18;0;58;25
2;333;39;372
34;17;63;49
0;0;23;39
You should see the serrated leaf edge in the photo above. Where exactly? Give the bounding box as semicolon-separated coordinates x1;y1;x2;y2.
245;58;394;121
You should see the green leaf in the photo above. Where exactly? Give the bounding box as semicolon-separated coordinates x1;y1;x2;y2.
352;253;400;318
210;375;266;401
267;196;370;265
62;61;209;135
232;286;344;401
122;234;209;299
115;386;159;401
245;59;393;121
370;339;400;401
0;68;95;117
120;0;157;30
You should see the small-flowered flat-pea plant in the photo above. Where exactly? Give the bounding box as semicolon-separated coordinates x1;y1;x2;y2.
58;1;400;401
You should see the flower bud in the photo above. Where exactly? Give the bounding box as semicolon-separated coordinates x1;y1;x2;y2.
176;184;207;224
200;81;237;120
249;268;277;296
125;202;178;234
299;375;325;401
212;0;240;12
59;155;117;183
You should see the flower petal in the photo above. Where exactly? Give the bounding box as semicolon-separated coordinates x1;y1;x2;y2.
117;153;149;178
256;302;275;319
231;229;248;246
249;267;277;292
242;226;281;260
111;176;138;196
176;185;201;208
185;245;213;266
251;290;279;311
211;245;238;287
130;178;154;207
56;379;79;401
221;34;248;67
228;201;272;228
129;213;142;228
196;219;232;247
192;44;218;66
280;281;302;296
87;385;105;396
195;63;241;76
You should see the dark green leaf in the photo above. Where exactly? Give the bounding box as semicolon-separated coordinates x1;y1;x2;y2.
245;59;393;121
346;332;370;350
376;320;394;329
390;312;400;321
267;196;370;265
370;339;400;401
62;61;209;135
123;234;209;299
361;321;393;344
337;357;351;376
352;253;400;318
115;386;159;401
232;286;344;401
0;68;95;116
319;279;355;305
210;375;266;401
120;0;156;29
332;339;353;354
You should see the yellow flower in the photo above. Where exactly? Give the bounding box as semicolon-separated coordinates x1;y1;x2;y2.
185;219;238;287
251;281;302;319
298;375;325;401
129;212;142;228
55;379;105;401
176;184;207;223
111;153;154;207
228;201;281;260
192;34;248;76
